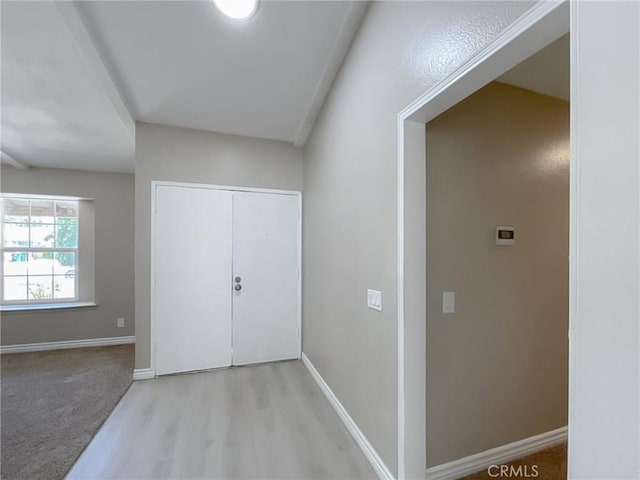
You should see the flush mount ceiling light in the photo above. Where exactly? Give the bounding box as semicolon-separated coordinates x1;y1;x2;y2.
213;0;259;21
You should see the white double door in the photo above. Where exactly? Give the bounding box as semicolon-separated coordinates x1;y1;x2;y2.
153;184;300;376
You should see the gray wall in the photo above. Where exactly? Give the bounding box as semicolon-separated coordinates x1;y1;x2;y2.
301;2;534;475
426;82;569;466
0;166;135;344
135;122;303;370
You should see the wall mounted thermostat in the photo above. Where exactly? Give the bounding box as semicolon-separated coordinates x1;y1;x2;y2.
495;226;515;246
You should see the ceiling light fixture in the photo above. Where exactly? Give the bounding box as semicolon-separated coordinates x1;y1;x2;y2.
213;0;259;21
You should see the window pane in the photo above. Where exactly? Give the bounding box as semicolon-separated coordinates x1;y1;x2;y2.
28;252;53;275
2;197;82;304
3;198;29;223
30;223;55;248
3;252;28;276
2;222;29;248
4;276;27;301
30;200;55;224
55;218;78;248
56;201;78;218
53;252;75;275
27;276;53;300
53;275;75;299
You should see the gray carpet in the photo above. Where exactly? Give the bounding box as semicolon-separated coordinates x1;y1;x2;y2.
1;345;134;480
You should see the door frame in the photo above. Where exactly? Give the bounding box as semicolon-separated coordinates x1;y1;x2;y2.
150;180;302;375
395;2;570;478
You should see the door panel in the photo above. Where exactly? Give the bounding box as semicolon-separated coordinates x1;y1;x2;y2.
154;186;233;375
232;192;299;365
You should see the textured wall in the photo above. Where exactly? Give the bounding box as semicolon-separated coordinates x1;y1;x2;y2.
426;82;569;466
301;2;535;474
568;2;640;477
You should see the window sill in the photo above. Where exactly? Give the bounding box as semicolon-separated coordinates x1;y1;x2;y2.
1;302;98;313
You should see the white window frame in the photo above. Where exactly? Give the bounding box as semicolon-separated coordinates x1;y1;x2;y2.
1;194;87;307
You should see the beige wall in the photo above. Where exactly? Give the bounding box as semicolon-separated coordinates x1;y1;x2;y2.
0;166;135;344
301;2;534;475
135;122;303;370
426;82;569;466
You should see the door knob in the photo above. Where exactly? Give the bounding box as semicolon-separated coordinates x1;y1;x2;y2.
235;284;242;291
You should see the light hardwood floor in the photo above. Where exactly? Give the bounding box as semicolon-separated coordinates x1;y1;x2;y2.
66;360;376;479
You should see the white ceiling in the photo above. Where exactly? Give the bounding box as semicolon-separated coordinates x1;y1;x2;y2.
1;1;135;173
498;33;569;102
78;1;368;146
1;1;368;173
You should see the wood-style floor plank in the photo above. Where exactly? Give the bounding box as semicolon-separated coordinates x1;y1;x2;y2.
66;360;377;479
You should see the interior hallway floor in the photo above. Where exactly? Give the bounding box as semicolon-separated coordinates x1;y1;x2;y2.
66;360;377;479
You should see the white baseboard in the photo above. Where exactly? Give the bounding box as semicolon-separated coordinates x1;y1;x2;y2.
132;368;156;380
425;426;568;480
301;352;394;480
0;335;135;354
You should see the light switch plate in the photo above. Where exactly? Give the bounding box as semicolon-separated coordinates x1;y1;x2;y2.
442;292;455;314
367;289;382;311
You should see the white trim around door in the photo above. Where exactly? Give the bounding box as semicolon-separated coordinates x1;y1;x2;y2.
149;181;302;376
395;2;570;477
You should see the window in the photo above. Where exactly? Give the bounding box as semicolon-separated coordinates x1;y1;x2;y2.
1;196;79;304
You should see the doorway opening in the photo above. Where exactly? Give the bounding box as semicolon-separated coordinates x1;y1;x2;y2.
425;34;570;479
396;2;570;478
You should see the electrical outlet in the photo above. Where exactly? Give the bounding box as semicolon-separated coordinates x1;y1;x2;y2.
117;317;125;328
